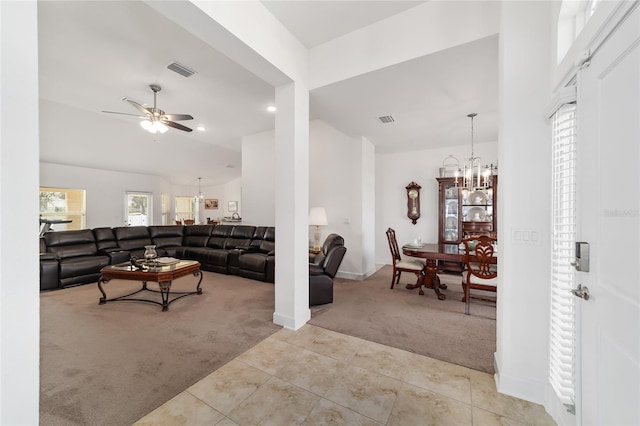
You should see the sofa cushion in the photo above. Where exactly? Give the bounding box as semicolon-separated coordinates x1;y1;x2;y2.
93;227;119;251
149;225;185;249
224;225;255;249
207;225;233;249
238;253;268;273
45;229;98;259
183;225;213;247
113;226;152;251
254;227;275;254
248;227;267;249
59;255;110;279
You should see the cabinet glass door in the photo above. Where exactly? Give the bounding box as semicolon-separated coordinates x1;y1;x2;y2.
443;183;459;243
461;187;494;237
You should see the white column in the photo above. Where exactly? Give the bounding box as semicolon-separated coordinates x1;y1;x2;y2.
0;1;41;423
273;82;310;329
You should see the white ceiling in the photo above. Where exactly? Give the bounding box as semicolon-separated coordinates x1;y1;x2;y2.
38;1;498;187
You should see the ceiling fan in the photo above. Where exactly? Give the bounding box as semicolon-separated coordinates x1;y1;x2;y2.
102;84;193;133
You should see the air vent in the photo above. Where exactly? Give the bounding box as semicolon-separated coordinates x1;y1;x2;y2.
167;62;196;78
378;115;395;124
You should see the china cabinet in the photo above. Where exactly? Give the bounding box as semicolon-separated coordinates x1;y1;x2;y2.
436;175;498;272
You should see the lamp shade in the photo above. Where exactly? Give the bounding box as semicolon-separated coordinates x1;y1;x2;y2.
309;207;328;226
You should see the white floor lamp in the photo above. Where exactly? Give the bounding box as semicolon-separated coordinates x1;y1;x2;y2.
309;207;328;251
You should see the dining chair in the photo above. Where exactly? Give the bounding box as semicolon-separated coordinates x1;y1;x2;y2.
461;235;498;315
183;219;195;225
385;227;425;290
175;220;183;225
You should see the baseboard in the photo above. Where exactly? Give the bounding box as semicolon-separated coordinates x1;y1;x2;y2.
544;384;576;426
273;310;310;330
335;264;382;281
494;365;547;405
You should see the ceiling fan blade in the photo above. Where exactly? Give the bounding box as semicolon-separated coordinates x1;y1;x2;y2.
123;98;152;116
101;110;146;118
163;120;193;132
162;114;193;121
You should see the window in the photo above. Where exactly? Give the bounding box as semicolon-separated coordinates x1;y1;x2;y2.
549;102;577;411
39;187;86;230
161;193;170;225
557;0;601;62
175;196;196;223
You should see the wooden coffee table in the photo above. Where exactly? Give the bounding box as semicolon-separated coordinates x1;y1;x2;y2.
98;259;203;311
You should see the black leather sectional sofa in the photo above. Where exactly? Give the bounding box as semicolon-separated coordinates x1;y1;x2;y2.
40;224;275;291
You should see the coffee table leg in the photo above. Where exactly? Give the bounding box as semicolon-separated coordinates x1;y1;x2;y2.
98;276;109;305
158;280;171;311
194;270;203;294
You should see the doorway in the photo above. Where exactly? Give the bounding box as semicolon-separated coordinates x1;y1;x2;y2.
126;191;152;226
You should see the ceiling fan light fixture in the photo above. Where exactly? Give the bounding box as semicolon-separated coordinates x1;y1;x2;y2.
140;119;168;134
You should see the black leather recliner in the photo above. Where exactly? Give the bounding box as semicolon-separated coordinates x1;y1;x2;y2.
238;227;275;282
44;229;111;288
309;234;346;306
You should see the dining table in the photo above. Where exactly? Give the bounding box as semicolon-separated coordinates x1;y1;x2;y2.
402;243;463;300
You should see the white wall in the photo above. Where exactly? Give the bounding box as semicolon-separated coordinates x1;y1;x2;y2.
240;119;376;279
224;177;242;219
375;142;498;265
309;120;375;279
496;1;553;404
242;130;275;226
40;162;170;228
360;137;376;277
0;1;40;423
39;163;241;228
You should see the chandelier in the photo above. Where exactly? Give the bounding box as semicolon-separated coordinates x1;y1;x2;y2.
194;177;203;203
455;113;496;190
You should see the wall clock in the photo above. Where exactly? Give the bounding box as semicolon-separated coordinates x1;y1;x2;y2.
406;181;421;224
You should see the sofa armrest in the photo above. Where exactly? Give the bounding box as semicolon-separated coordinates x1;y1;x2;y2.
309;264;324;276
100;249;130;264
40;252;58;261
99;247;124;254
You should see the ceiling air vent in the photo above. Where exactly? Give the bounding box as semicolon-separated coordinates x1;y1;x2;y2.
378;115;395;124
167;62;196;78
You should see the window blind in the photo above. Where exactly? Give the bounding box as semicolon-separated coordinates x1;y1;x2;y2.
549;102;577;410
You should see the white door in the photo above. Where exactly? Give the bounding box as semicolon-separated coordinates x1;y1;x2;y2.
577;5;640;425
126;192;152;226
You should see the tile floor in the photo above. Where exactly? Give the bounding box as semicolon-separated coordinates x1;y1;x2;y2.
134;324;556;425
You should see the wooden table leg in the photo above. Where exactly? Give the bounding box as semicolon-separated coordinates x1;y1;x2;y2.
425;259;446;300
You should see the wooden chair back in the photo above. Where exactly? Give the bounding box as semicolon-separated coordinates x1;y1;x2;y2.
461;235;497;314
385;227;401;264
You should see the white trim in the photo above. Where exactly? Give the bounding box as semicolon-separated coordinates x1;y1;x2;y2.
273;311;309;330
545;86;577;118
495;371;547;405
554;0;639;92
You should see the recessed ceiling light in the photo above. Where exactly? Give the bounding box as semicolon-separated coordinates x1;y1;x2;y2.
197;126;206;131
267;105;276;113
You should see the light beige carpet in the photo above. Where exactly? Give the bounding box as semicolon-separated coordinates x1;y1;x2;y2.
40;273;280;426
309;265;496;374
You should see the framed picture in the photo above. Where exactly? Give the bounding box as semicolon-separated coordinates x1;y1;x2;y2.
228;201;238;212
204;199;218;210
